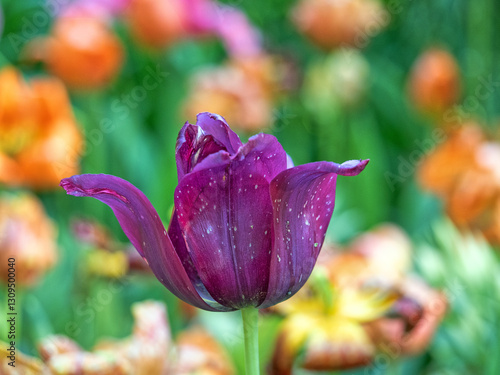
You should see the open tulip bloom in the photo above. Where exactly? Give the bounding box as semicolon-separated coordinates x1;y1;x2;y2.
60;112;368;374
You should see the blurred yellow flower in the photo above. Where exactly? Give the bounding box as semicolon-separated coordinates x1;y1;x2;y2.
25;16;124;90
71;218;150;278
0;192;58;287
0;67;83;189
270;266;398;374
291;0;389;50
269;225;446;373
85;250;128;278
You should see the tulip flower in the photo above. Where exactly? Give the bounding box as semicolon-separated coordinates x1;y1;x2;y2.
291;0;389;51
0;192;58;286
61;112;368;374
24;16;124;90
408;48;461;116
418;124;500;244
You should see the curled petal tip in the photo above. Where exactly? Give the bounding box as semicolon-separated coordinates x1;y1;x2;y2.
60;175;128;203
338;159;369;176
60;177;80;195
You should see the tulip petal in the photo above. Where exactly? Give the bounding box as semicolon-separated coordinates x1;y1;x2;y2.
259;159;369;308
167;211;224;306
175;113;243;180
175;123;228;180
60;174;229;312
194;112;243;154
175;134;287;309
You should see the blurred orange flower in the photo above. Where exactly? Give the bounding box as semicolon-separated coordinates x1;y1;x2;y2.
184;56;279;132
173;328;235;374
291;0;389;50
347;224;413;285
365;277;447;356
269;225;446;374
25;16;124;90
418;124;484;196
0;192;58;287
125;0;187;48
0;67;83;189
408;48;461;116
29;301;233;375
418;124;500;244
37;301;171;375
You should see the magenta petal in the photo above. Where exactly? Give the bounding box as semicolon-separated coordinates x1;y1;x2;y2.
167;212;215;301
258;159;369;308
174;134;287;309
194;112;243;154
60;174;229;312
176;123;228;180
175;113;243;180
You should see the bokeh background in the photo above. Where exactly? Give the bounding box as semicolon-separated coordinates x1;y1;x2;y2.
1;0;500;373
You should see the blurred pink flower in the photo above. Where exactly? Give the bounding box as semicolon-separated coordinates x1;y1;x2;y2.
56;0;262;57
55;0;129;20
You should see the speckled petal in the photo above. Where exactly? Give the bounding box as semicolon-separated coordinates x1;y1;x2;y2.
195;112;243;154
174;134;287;309
175;113;243;180
60;174;228;312
175;123;227;180
259;159;369;308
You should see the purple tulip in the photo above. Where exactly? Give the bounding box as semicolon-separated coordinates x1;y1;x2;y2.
60;113;368;311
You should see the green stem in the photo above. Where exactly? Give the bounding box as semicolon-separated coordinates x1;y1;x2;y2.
241;307;260;375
